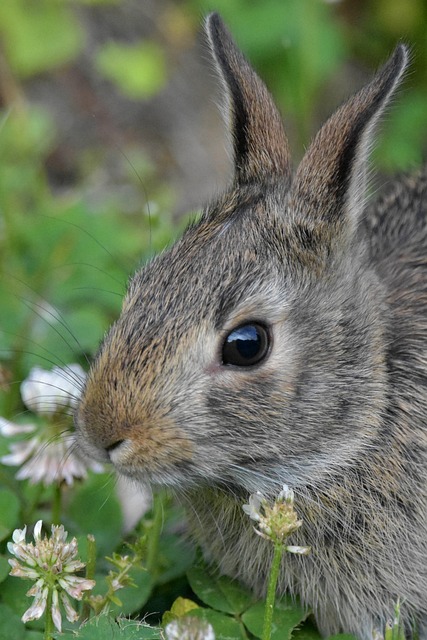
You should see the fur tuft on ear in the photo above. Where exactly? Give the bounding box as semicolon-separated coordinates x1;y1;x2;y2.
291;45;409;238
205;13;291;185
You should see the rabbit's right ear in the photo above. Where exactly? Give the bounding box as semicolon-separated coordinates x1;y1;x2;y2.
291;45;409;243
205;13;291;185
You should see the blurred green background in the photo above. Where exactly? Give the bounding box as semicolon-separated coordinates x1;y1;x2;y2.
0;0;426;415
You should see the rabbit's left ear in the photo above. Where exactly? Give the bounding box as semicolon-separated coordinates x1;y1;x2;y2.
291;45;409;237
205;13;291;185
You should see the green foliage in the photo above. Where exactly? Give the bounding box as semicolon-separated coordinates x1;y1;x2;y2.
96;41;168;99
242;597;310;639
187;563;254;615
75;615;161;639
68;474;123;557
0;603;26;640
0;1;83;77
0;556;10;584
0;489;20;541
162;561;315;639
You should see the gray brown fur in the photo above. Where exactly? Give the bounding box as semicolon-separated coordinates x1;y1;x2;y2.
75;14;427;639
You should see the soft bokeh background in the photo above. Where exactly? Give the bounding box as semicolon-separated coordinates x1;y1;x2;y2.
0;0;426;413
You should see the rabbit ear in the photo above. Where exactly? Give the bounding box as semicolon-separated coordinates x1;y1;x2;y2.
291;45;409;238
205;13;291;185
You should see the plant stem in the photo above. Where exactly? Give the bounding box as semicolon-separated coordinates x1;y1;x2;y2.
238;620;250;639
81;534;96;622
262;543;283;640
145;490;165;578
51;484;62;524
44;589;54;640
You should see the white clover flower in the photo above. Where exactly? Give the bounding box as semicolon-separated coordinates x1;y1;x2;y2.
0;364;102;485
242;484;310;554
8;520;95;632
165;617;215;640
20;364;86;416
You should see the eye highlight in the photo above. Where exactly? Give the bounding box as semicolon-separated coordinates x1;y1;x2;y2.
222;323;270;367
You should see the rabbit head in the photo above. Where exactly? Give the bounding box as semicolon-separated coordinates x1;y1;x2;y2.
75;14;408;496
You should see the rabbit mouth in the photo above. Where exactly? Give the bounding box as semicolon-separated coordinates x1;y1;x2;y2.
105;437;206;489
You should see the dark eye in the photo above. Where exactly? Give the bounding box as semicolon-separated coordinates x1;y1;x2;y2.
222;323;270;367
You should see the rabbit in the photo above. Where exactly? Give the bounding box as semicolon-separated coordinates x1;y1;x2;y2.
75;13;427;640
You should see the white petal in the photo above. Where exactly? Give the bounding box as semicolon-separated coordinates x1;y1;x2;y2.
242;503;261;522
51;524;68;544
251;491;266;510
27;578;45;597
60;592;79;623
165;618;216;640
0;417;35;436
285;545;311;555
22;586;48;623
33;520;43;541
8;543;38;566
20;364;85;415
21;367;54;414
278;484;294;503
51;588;62;632
58;575;95;599
12;525;27;544
6;427;99;486
1;438;40;466
8;559;39;579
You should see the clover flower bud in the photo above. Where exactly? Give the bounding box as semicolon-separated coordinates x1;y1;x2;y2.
243;484;310;554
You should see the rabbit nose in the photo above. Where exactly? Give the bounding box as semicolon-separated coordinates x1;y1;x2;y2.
105;439;125;456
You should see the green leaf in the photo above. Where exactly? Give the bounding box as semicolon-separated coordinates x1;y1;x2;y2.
0;555;10;583
0;575;32;616
242;595;310;640
291;618;323;640
162;596;200;624
0;489;20;541
0;603;25;640
68;473;123;557
170;596;200;616
77;615;161;639
95;41;167;98
157;534;196;585
187;564;254;615
190;608;244;640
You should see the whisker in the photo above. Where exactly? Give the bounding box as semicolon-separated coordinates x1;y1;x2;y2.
115;145;153;256
20;371;85;397
35;214;126;273
19;296;90;368
49;261;125;289
0;337;83;374
70;286;123;298
97;472;118;513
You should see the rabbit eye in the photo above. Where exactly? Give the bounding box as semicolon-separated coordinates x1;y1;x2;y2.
222;323;270;367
